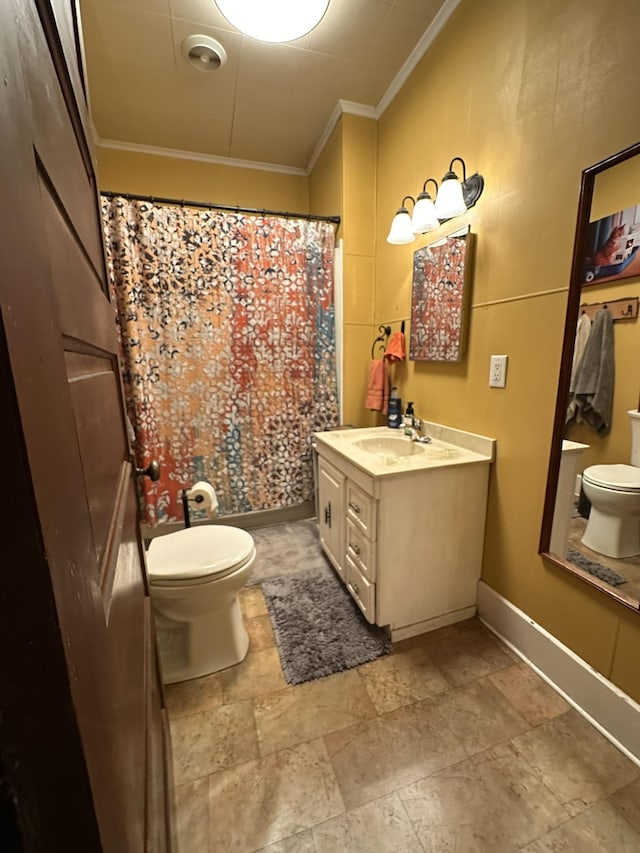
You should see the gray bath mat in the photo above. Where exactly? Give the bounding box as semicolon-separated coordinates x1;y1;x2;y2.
262;566;392;686
566;548;627;587
247;518;328;585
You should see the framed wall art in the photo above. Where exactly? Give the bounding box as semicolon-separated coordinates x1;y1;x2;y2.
409;229;475;362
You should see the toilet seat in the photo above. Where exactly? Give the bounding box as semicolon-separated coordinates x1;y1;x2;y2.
147;525;255;584
583;464;640;493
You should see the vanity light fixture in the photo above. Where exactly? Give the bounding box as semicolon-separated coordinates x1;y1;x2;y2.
386;196;416;245
411;179;440;234
214;0;330;43
434;157;484;219
387;158;484;245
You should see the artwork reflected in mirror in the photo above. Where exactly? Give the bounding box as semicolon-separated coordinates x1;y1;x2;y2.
541;144;640;610
409;229;475;362
582;202;640;286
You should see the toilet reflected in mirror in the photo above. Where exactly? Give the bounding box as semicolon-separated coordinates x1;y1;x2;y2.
541;142;640;609
581;411;640;559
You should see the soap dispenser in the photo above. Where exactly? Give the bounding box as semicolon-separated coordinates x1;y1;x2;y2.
403;402;415;435
388;387;402;429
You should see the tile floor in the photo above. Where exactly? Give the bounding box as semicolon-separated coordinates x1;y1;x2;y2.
167;585;640;852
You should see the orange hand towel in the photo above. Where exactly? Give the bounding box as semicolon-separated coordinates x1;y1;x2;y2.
384;331;406;363
365;358;390;413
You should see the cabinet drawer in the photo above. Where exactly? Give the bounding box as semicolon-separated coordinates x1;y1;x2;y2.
346;555;375;624
345;518;376;582
346;481;377;539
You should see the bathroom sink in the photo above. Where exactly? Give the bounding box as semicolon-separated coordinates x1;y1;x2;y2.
354;435;462;461
355;436;427;457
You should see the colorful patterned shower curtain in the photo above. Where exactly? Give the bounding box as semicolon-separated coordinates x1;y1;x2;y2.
102;196;339;526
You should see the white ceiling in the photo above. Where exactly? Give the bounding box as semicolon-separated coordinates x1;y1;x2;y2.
79;0;453;173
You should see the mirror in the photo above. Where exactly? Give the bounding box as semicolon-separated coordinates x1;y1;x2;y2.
541;142;640;611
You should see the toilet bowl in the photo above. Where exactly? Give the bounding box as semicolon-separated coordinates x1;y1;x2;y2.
581;464;640;558
147;525;256;684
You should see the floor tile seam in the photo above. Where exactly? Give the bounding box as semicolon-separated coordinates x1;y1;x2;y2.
388;737;578;826
506;723;581;817
179;748;263;788
251;675;379;715
322;730;473;812
308;789;428;852
254;700;383;759
368;692;447;725
393;790;429;853
436;660;515;690
607;793;640;839
511;805;581;849
167;704;224;722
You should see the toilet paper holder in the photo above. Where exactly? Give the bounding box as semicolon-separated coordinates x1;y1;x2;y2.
181;488;205;528
181;482;218;528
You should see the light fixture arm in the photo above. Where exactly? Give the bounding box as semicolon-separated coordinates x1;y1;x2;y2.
420;179;439;199
447;157;467;181
401;195;415;210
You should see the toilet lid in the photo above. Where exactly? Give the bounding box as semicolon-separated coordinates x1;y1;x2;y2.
147;525;255;582
583;464;640;492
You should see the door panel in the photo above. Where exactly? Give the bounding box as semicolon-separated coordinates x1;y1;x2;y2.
0;1;171;849
27;4;106;279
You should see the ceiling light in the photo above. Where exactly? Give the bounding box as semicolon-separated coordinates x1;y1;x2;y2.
182;35;227;72
215;0;330;43
386;197;415;245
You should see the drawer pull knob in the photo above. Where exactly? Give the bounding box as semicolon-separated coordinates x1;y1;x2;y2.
349;502;361;515
350;582;360;597
349;542;361;555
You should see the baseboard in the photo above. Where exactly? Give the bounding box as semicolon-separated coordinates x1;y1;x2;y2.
141;501;315;539
390;605;476;642
477;580;640;767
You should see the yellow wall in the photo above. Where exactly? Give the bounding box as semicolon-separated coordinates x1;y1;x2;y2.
96;147;308;211
308;115;379;428
374;0;640;701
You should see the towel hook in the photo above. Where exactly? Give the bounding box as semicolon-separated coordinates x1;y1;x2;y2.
371;325;391;358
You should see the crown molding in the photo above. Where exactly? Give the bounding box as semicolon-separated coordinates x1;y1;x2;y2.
97;138;307;177
305;0;461;172
306;99;378;173
376;0;463;117
339;100;377;119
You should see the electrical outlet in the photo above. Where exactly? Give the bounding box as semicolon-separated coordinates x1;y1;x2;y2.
489;354;508;388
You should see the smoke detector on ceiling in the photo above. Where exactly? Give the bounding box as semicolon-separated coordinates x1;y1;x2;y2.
182;35;227;72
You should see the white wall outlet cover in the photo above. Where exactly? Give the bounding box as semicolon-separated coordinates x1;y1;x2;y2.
489;355;508;388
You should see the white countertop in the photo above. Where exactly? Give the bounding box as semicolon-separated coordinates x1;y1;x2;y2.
314;425;495;479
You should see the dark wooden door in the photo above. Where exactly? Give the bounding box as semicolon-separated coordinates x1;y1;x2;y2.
0;1;172;850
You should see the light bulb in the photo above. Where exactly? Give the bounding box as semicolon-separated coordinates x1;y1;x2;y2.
412;195;439;234
434;172;466;219
387;208;415;245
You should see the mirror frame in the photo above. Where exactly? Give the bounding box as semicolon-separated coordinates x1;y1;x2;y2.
539;140;640;612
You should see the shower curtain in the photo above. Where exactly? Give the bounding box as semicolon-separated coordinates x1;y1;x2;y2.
102;196;339;526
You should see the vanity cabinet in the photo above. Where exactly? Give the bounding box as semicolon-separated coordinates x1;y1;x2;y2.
317;457;345;578
315;425;496;641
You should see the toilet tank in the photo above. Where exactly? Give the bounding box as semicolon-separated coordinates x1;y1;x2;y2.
629;410;640;467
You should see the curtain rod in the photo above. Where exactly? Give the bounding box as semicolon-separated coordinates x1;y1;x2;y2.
100;190;340;225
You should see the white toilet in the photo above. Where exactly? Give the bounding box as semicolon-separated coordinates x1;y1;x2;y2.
147;525;256;684
581;410;640;558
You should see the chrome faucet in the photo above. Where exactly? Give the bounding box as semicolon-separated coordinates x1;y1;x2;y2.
407;415;432;443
